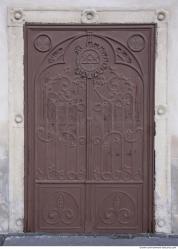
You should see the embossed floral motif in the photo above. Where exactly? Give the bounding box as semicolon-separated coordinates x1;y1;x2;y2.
99;192;135;225
91;129;143;181
47;164;65;180
36;168;46;179
43;192;79;225
116;47;132;63
93;71;136;104
36;162;86;180
93;75;106;87
92;169;141;181
37;126;55;143
48;47;64;63
37;71;86;147
72;75;86;88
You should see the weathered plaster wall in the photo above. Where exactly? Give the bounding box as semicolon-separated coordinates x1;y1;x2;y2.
169;4;178;233
0;0;178;233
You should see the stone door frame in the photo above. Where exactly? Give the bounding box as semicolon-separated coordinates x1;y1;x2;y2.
8;7;170;233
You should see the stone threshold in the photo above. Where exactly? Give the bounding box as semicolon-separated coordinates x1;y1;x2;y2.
1;233;178;246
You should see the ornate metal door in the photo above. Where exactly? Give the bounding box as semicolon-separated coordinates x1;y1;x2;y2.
25;25;155;233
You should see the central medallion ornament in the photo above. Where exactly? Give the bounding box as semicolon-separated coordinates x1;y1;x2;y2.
75;32;108;78
79;49;100;72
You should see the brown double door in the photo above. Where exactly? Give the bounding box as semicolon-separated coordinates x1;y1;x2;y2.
25;25;155;233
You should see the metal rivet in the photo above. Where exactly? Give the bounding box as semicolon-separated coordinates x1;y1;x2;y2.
157;218;165;228
16;218;23;226
157;105;166;115
14;10;23;20
15;114;23;124
86;12;93;20
157;11;166;21
81;9;98;23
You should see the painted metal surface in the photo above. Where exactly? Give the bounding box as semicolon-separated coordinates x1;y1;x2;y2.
24;25;155;233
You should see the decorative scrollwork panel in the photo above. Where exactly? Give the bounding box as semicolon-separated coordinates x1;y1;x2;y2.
26;25;155;233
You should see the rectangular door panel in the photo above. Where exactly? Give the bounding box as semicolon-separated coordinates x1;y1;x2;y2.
85;184;142;233
36;184;85;232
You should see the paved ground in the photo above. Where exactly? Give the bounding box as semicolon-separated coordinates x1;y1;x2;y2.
1;234;178;246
